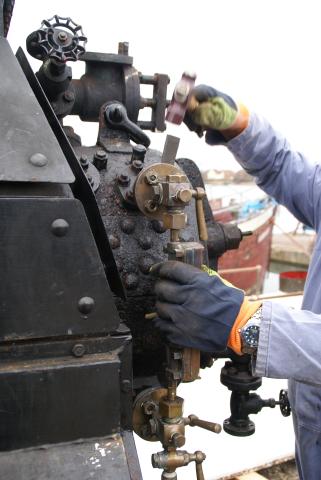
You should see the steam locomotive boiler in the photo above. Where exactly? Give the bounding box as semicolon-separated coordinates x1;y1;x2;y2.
0;8;290;479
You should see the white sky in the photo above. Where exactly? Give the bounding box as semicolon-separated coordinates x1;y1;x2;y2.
7;0;321;172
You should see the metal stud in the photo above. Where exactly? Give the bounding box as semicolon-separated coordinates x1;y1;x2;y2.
124;273;139;290
151;219;166;233
118;173;130;185
108;234;120;249
139;256;155;274
51;218;69;237
72;344;86;357
80;155;89;170
94;149;108;170
29;153;48;167
78;296;95;314
120;218;135;234
139;236;153;250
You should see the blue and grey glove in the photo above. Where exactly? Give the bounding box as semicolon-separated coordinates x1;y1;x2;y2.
151;261;245;353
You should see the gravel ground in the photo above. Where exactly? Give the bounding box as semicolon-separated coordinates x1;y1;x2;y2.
258;459;299;479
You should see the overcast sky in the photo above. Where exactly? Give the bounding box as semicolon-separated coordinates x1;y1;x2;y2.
8;0;321;173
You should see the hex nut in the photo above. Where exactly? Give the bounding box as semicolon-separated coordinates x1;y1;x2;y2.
159;395;184;419
162;212;186;230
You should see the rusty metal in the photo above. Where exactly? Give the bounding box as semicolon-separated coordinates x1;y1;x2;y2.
161;135;180;165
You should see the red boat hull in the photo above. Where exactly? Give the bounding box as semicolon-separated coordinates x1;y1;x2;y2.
216;205;277;294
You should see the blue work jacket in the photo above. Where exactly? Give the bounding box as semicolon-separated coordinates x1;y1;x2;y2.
228;113;321;479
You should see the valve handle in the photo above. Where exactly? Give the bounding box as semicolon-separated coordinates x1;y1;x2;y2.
192;188;208;242
105;102;151;147
185;414;221;434
26;15;87;63
277;389;291;417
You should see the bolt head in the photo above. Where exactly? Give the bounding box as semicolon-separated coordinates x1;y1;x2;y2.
177;188;193;204
108;234;120;249
120;218;135;234
72;344;86;357
63;91;75;102
29;153;48;167
58;31;68;43
51;218;69;237
121;379;132;393
124;273;139;290
78;296;95;314
80;155;89;170
95;149;107;159
132;159;143;171
118;173;130;186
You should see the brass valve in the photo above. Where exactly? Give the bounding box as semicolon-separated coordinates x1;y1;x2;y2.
152;449;206;480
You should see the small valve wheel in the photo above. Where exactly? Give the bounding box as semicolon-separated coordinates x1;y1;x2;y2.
279;389;291;417
27;15;87;62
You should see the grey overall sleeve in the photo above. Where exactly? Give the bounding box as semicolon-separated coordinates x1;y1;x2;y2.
226;113;321;385
257;302;321;385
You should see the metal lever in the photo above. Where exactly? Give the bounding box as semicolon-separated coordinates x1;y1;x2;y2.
185;414;221;434
192;188;208;241
192;451;206;480
104;102;151;147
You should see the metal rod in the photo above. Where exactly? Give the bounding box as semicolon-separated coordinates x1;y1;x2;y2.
218;265;262;274
170;230;180;242
248;290;303;301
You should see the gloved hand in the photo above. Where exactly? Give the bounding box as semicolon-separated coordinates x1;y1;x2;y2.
151;261;261;355
184;85;249;145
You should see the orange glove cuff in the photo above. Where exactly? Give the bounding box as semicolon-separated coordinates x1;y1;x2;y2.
227;299;262;355
221;103;250;140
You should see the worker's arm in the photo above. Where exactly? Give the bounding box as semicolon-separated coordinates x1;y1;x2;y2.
255;301;321;386
186;85;321;230
227;113;321;230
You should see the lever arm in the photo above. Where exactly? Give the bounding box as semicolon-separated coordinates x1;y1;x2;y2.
104;102;151;147
185;414;221;434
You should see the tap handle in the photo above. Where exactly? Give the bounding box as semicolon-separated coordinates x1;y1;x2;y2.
185;414;221;434
191;451;206;480
195;461;205;480
104;102;151;147
192;188;208;242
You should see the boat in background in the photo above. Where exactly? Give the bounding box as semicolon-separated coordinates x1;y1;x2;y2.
206;182;277;294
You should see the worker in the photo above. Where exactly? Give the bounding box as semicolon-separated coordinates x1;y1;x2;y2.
152;85;321;480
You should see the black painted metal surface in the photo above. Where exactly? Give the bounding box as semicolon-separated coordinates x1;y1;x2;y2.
91;144;200;380
0;38;74;183
0;197;119;339
16;47;124;297
0;433;142;480
0;334;132;451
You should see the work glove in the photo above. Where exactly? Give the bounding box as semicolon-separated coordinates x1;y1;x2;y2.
184;85;249;145
151;261;261;355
